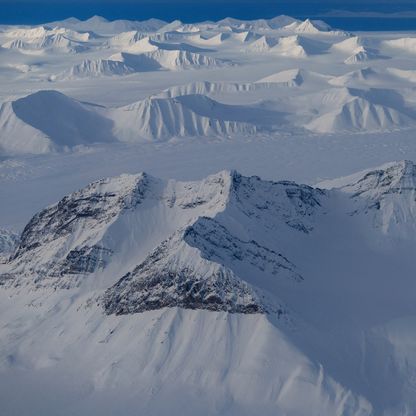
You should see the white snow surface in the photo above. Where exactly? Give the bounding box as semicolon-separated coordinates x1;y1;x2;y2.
2;162;416;416
1;14;416;416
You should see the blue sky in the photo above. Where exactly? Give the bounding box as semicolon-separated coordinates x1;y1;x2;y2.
1;0;415;24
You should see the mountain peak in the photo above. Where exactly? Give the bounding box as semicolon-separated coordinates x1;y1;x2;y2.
1;170;316;294
318;160;416;237
342;160;416;197
87;15;108;23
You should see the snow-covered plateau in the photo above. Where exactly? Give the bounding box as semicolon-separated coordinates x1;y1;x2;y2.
1;14;416;416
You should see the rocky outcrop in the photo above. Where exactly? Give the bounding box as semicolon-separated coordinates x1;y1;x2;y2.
3;173;151;288
102;231;266;315
321;160;416;239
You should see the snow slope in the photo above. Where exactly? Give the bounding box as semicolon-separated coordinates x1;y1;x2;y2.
233;30;260;43
284;18;331;34
387;67;416;83
331;36;369;53
271;35;328;58
52;58;137;79
329;67;384;86
146;48;232;70
255;68;331;87
246;35;278;52
155;80;257;97
383;37;416;54
256;68;305;86
189;32;231;46
0;90;115;154
320;160;416;238
109;94;257;141
107;31;148;47
344;47;384;64
123;36;159;53
2;26;91;54
2;162;416;415
2;14;416;416
304;87;415;133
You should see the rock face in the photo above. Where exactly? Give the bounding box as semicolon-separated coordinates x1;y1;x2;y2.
184;217;299;279
102;230;266;315
338;160;416;201
4;173;151;288
103;213;301;315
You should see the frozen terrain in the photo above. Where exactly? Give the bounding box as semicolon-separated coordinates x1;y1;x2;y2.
1;13;416;416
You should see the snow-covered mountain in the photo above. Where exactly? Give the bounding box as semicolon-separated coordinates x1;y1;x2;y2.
0;90;115;154
2;26;92;53
3;14;416;416
387;67;416;83
55;47;231;79
215;15;298;32
256;68;331;87
256;68;305;86
109;94;257;141
155;80;270;98
383;37;416;54
283;18;331;34
0;88;282;152
245;34;325;56
145;48;232;70
328;67;385;87
344;47;384;64
106;30;148;47
1;169;316;294
282;18;348;36
331;36;387;64
331;36;370;53
2;162;416;415
52;58;137;79
188;32;231;46
304;87;415;133
123;35;159;52
245;35;279;52
46;15;167;35
320;160;416;239
233;30;260;43
2;14;412;144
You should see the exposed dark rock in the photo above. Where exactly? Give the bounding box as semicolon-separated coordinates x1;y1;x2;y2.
61;245;113;275
102;230;268;315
